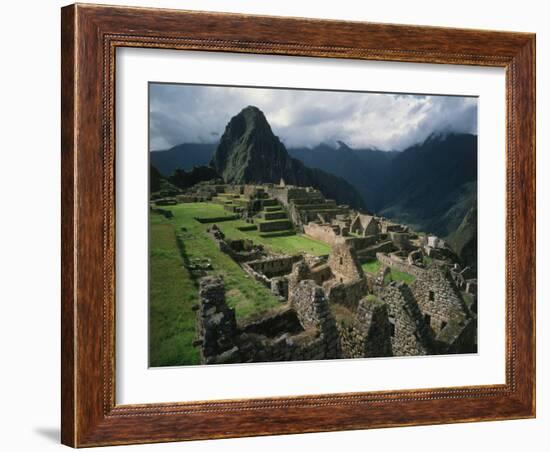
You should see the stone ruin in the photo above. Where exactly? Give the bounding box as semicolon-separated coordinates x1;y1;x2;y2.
194;275;341;364
327;240;365;283
194;232;476;364
169;181;478;363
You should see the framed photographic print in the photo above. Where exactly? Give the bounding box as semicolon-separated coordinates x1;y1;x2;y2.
61;3;536;447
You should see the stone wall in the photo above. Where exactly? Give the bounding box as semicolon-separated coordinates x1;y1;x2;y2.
208;226;265;263
303;222;340;245
309;263;333;286
436;317;477;354
356;240;394;260
326;278;369;311
380;282;434;356
244;255;302;279
411;267;477;353
289;280;341;359
240;306;303;337
410;267;470;336
336;296;393;359
350;214;379;236
345;235;378;251
195;276;239;363
376;252;427;278
194;276;342;364
328;241;365;283
257;219;292;232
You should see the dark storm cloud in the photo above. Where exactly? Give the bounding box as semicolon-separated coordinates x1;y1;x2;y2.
149;83;477;151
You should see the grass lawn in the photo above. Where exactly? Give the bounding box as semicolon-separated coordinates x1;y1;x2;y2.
149;220;200;367
361;259;381;274
149;202;285;367
208;211;330;257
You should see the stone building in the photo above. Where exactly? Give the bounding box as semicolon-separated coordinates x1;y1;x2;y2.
410;267;476;353
380;282;434;356
327;240;365;283
303;222;343;245
336;295;393;359
350;214;380;236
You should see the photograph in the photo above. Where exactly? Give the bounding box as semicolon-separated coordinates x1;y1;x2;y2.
148;83;479;367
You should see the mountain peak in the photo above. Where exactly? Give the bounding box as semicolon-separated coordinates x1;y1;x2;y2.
209;107;365;209
240;105;264;117
210;106;287;184
236;105;268;127
218;105;273;145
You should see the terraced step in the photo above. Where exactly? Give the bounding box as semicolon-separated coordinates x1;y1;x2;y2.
259;229;295;238
261;211;287;220
292;202;338;211
261;198;278;207
265;206;283;212
212;196;233;205
223;204;243;213
237;224;258;232
257;219;292;233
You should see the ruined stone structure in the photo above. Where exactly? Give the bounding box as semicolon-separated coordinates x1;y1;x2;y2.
327;241;365;283
380;282;434;356
337;296;393;359
350;214;379;236
195;276;341;364
326;278;369;311
207;225;266;263
178;181;478;364
410;267;476;353
303;222;344;246
243;255;302;291
376;252;427;278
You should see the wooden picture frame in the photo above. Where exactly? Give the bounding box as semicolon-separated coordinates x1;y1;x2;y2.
61;3;536;447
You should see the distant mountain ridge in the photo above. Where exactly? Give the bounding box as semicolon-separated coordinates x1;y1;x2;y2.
150;143;216;175
209;106;366;209
377;133;477;237
288;142;398;210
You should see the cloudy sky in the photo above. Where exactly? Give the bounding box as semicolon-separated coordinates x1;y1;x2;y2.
149;83;477;151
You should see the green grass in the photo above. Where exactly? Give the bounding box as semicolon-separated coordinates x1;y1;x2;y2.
149;222;200;367
389;269;416;284
360;257;415;284
361;259;381;274
149;203;284;367
205;211;330;257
